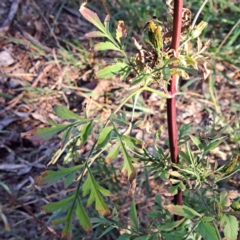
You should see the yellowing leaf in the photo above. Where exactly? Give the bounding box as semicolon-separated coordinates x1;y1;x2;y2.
106;143;120;164
82;172;111;216
76;198;92;233
164;204;201;219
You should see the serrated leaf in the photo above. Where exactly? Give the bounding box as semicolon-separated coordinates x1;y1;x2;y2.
94;42;120;51
164;204;201;219
42;195;74;213
36;125;69;140
85;31;106;38
120;142;136;183
82;172;111;216
189;134;202;150
97;126;113;149
81;121;93;145
79;2;105;33
221;215;238;240
106;143;120;164
76;198;92;232
54;105;84;121
97;62;128;78
197;220;220;240
130;200;139;231
35;164;84;187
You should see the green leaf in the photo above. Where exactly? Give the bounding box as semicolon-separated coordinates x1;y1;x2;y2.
116;233;131;240
80;2;105;33
189;134;202;150
204;136;227;153
62;208;73;239
94;42;120;51
158;218;185;232
51;217;67;225
76;198;92;232
155;195;162;206
162;67;171;80
85;31;106;38
97;126;113;149
121;135;143;149
97;62;128;78
106;143;120;164
173;66;199;76
36;125;69;140
179;151;191;164
81;121;93;145
221;214;238;240
54;105;84;121
201;216;214;222
35;164;84;187
120;139;136;182
63;172;76;188
97;226;115;239
0;181;11;194
82;172;111;216
62;125;74;146
130;200;139;231
168;182;183;195
164;204;201;219
197;220;220;240
42;195;74;212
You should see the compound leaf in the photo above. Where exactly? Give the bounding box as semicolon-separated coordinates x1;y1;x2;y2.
82;172;111;216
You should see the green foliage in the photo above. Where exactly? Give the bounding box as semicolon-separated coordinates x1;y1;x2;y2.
34;1;240;239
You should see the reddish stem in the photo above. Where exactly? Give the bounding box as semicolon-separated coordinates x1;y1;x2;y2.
167;0;183;220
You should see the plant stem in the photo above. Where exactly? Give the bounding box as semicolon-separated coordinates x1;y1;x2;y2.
167;0;183;220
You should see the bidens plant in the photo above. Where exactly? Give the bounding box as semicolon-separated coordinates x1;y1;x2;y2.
35;1;240;239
